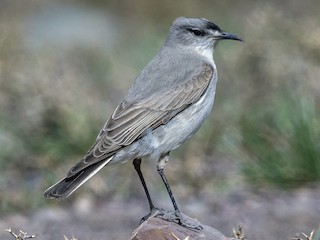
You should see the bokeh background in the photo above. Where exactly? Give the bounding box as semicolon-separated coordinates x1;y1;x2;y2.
0;0;320;239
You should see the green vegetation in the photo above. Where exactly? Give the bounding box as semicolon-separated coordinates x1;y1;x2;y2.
239;87;320;188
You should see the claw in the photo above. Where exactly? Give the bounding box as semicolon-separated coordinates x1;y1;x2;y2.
156;210;203;231
140;207;161;224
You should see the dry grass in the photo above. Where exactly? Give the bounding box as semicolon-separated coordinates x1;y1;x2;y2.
233;225;245;240
5;228;37;240
293;230;315;240
4;228;79;240
63;236;78;240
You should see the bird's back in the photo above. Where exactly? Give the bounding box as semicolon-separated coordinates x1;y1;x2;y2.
125;45;210;104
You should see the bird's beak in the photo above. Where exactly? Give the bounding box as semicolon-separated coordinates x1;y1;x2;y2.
217;31;243;42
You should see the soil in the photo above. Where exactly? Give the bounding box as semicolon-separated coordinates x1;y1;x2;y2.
1;185;319;240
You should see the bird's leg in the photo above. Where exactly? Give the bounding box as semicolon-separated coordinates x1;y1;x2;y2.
156;155;203;231
133;158;158;223
157;155;180;212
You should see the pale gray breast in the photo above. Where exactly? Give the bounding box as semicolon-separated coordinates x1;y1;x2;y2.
151;62;218;155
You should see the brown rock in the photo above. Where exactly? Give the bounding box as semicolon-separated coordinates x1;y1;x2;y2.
129;212;235;240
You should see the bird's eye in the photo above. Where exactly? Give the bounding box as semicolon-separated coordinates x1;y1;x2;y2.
188;28;205;37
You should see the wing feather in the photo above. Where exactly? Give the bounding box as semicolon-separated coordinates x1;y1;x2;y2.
68;63;213;176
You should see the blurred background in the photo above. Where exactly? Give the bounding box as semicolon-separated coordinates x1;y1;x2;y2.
0;0;320;239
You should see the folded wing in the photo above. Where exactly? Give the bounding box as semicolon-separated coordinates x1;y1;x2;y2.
68;63;213;177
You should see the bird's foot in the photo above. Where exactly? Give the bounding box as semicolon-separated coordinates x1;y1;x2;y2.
156;210;203;231
140;207;162;224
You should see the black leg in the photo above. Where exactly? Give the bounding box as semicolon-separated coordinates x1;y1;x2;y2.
133;159;155;211
157;168;180;213
156;155;203;231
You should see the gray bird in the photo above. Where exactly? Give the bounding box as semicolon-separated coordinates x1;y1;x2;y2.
44;17;242;230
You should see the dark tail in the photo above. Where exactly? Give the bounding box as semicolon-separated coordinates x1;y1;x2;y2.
44;158;112;200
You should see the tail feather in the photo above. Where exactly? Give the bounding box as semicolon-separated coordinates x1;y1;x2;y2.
44;157;112;200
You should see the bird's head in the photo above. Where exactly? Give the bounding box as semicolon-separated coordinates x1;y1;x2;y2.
166;17;243;51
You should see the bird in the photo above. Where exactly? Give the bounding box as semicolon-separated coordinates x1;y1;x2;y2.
44;17;243;230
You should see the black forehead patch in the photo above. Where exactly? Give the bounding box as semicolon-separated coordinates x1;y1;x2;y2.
206;22;221;31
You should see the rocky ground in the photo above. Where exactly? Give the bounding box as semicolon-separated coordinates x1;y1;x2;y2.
1;185;319;240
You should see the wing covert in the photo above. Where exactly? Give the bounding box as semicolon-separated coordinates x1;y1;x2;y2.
68;63;213;177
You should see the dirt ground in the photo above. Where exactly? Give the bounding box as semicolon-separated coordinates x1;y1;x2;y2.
1;185;319;240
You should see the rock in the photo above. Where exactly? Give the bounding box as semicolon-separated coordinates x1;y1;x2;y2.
129;212;236;240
